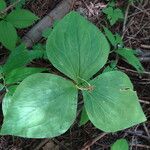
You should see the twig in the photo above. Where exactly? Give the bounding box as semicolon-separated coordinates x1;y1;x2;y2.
131;3;150;16
117;66;150;76
126;131;150;142
139;57;150;62
34;139;50;150
131;144;150;149
140;44;150;49
139;100;150;105
52;138;70;150
81;133;107;150
143;123;150;138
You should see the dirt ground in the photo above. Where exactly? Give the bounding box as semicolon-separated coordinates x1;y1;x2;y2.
0;0;150;150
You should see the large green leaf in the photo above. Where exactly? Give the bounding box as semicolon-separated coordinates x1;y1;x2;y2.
5;67;46;84
83;71;146;132
111;139;129;150
0;20;17;50
6;9;39;28
1;73;77;138
46;11;110;83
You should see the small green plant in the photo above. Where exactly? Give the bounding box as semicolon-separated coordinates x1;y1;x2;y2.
103;27;144;72
0;0;39;50
103;2;124;25
0;11;146;138
0;44;45;92
111;139;129;150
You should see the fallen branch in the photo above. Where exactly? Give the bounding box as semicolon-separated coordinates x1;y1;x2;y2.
22;0;74;47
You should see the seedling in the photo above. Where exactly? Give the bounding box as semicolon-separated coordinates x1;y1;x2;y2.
103;27;144;73
103;2;124;25
0;12;146;138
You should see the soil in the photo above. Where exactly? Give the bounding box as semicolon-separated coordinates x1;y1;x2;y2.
0;0;150;150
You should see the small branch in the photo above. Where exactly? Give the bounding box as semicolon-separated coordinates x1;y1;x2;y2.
143;123;150;138
139;100;150;105
81;133;107;150
139;56;150;62
125;131;150;142
34;139;50;150
140;44;150;49
131;144;150;149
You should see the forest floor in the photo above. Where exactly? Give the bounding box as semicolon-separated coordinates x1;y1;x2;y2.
0;0;150;150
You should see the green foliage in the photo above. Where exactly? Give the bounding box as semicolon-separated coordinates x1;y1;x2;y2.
103;2;124;25
80;107;89;126
103;27;143;73
1;74;78;138
0;0;6;11
0;11;146;138
2;85;17;116
103;61;117;73
2;44;44;75
103;27;123;47
0;21;17;50
111;139;129;150
5;67;46;84
83;71;145;132
6;9;39;28
46;12;109;83
116;48;144;72
0;44;45;93
0;1;38;50
10;0;27;8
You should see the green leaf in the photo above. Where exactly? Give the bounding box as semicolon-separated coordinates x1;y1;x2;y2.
103;7;124;25
0;20;17;50
115;33;123;46
2;44;43;75
0;0;6;11
111;139;129;150
83;71;146;132
103;61;117;73
46;11;110;83
5;67;46;84
1;73;78;138
42;28;52;38
103;27;116;46
116;48;144;72
2;85;17;116
80;106;89;126
6;9;39;28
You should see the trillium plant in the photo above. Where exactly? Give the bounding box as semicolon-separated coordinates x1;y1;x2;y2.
0;11;146;138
